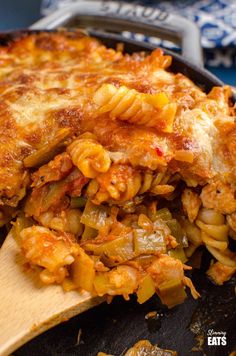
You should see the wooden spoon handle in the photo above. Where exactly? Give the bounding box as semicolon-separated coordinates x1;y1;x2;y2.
0;233;103;356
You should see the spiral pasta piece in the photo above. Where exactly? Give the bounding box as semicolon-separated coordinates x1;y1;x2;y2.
198;207;225;225
206;246;236;268
138;170;175;196
93;83;177;133
201;231;228;251
196;220;228;242
89;168;176;204
227;212;236;233
196;208;228;250
67;134;111;178
195;207;236;267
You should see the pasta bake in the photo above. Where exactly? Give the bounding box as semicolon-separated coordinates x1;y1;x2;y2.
0;30;235;308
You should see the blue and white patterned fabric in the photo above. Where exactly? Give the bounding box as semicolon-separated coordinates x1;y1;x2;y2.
41;0;236;84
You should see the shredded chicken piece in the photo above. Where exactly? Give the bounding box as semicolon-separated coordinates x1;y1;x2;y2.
181;188;201;223
31;152;73;188
20;225;80;284
200;180;236;214
147;255;184;286
207;261;236;285
183;276;200;299
124;340;177;356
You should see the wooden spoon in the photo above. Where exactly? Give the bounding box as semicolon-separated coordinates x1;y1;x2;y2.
0;231;103;356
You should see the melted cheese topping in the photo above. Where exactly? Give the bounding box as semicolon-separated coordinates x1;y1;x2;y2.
0;30;235;206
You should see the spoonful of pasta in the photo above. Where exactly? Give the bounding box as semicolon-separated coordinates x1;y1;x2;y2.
0;231;103;356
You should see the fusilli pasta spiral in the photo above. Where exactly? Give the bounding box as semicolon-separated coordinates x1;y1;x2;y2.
227;212;236;234
196;208;236;267
67;133;111;178
87;167;176;204
93;84;177;133
138;170;175;196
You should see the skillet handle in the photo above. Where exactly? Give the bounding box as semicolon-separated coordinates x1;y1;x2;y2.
31;0;203;67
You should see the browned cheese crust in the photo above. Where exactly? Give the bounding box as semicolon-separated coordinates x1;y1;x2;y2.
0;31;235;208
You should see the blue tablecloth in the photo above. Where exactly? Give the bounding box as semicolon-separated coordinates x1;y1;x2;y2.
0;0;235;86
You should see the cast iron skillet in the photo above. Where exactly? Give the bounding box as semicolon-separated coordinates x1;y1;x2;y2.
1;1;235;355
